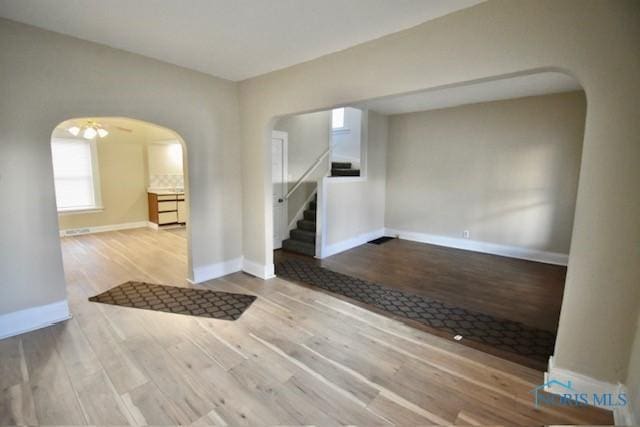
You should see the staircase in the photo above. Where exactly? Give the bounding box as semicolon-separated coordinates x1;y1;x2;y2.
282;194;317;256
331;161;360;177
282;161;359;257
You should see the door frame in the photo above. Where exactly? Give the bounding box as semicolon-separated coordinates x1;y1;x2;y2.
272;130;288;249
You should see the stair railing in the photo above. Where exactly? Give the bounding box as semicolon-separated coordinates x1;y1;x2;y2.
285;147;330;200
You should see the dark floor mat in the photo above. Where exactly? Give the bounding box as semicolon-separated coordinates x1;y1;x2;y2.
89;281;256;320
275;259;555;364
368;236;395;245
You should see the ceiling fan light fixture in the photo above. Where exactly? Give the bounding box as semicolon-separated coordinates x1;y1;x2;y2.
68;126;80;136
97;128;109;138
83;127;98;139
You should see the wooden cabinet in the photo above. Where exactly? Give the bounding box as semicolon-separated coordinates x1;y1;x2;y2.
148;192;186;226
177;200;186;223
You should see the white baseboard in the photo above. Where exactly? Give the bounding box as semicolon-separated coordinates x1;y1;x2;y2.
615;384;638;426
385;228;568;266
546;356;634;425
242;258;275;279
320;228;385;258
189;257;243;284
0;300;71;339
288;189;317;231
59;221;151;237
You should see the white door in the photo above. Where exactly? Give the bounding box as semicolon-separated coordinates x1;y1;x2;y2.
272;131;288;249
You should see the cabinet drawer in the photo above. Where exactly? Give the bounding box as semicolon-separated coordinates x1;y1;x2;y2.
158;201;177;212
158;194;177;201
158;211;178;225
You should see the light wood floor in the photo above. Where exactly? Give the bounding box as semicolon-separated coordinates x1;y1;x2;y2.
0;228;612;425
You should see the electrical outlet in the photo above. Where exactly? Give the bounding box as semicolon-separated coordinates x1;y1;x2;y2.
463;230;470;239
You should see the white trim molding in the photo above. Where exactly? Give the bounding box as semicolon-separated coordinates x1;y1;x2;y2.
59;221;151;237
242;258;275;280
615;384;638;426
58;206;105;216
0;300;71;340
546;356;634;425
325;176;367;183
188;256;276;284
189;257;243;284
385;228;569;266
319;228;385;259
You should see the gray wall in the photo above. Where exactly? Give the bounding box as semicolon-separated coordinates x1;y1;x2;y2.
323;110;388;248
0;18;242;314
385;91;586;254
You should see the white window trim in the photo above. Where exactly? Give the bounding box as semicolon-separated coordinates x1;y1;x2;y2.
331;127;351;135
58;207;104;215
52;138;103;214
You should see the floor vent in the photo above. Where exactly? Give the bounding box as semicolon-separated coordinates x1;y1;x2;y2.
64;228;92;236
368;236;395;245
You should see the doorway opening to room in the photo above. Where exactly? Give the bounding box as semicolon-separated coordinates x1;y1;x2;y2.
50;117;190;290
268;72;587;370
270;106;365;258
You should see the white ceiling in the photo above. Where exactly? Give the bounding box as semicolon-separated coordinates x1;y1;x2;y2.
357;72;582;115
0;0;483;81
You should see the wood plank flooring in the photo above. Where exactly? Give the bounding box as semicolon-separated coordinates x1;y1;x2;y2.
317;239;566;334
0;228;612;425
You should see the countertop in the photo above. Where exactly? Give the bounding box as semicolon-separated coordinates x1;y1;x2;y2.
147;188;185;195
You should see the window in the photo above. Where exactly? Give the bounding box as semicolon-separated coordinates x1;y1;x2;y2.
51;138;102;212
331;107;345;129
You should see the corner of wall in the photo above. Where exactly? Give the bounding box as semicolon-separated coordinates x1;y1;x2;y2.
546;356;636;425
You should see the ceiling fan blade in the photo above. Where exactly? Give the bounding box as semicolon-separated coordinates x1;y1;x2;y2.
114;126;133;132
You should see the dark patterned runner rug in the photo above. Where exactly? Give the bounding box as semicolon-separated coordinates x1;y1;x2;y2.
275;259;555;364
89;281;256;320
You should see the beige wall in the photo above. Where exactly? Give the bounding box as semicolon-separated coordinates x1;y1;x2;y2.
239;0;640;385
385;92;585;254
322;110;387;249
55;129;150;230
0;18;242;315
148;142;183;177
274;111;330;223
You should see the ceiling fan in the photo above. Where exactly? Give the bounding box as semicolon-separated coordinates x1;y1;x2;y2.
67;120;132;140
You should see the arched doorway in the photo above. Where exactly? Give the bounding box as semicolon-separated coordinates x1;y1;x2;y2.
265;70;587;370
50;117;191;290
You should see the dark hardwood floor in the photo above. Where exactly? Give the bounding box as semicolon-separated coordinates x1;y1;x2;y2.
275;238;566;370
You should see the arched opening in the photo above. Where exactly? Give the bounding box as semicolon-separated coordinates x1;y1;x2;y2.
50;117;192;289
264;70;587;370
